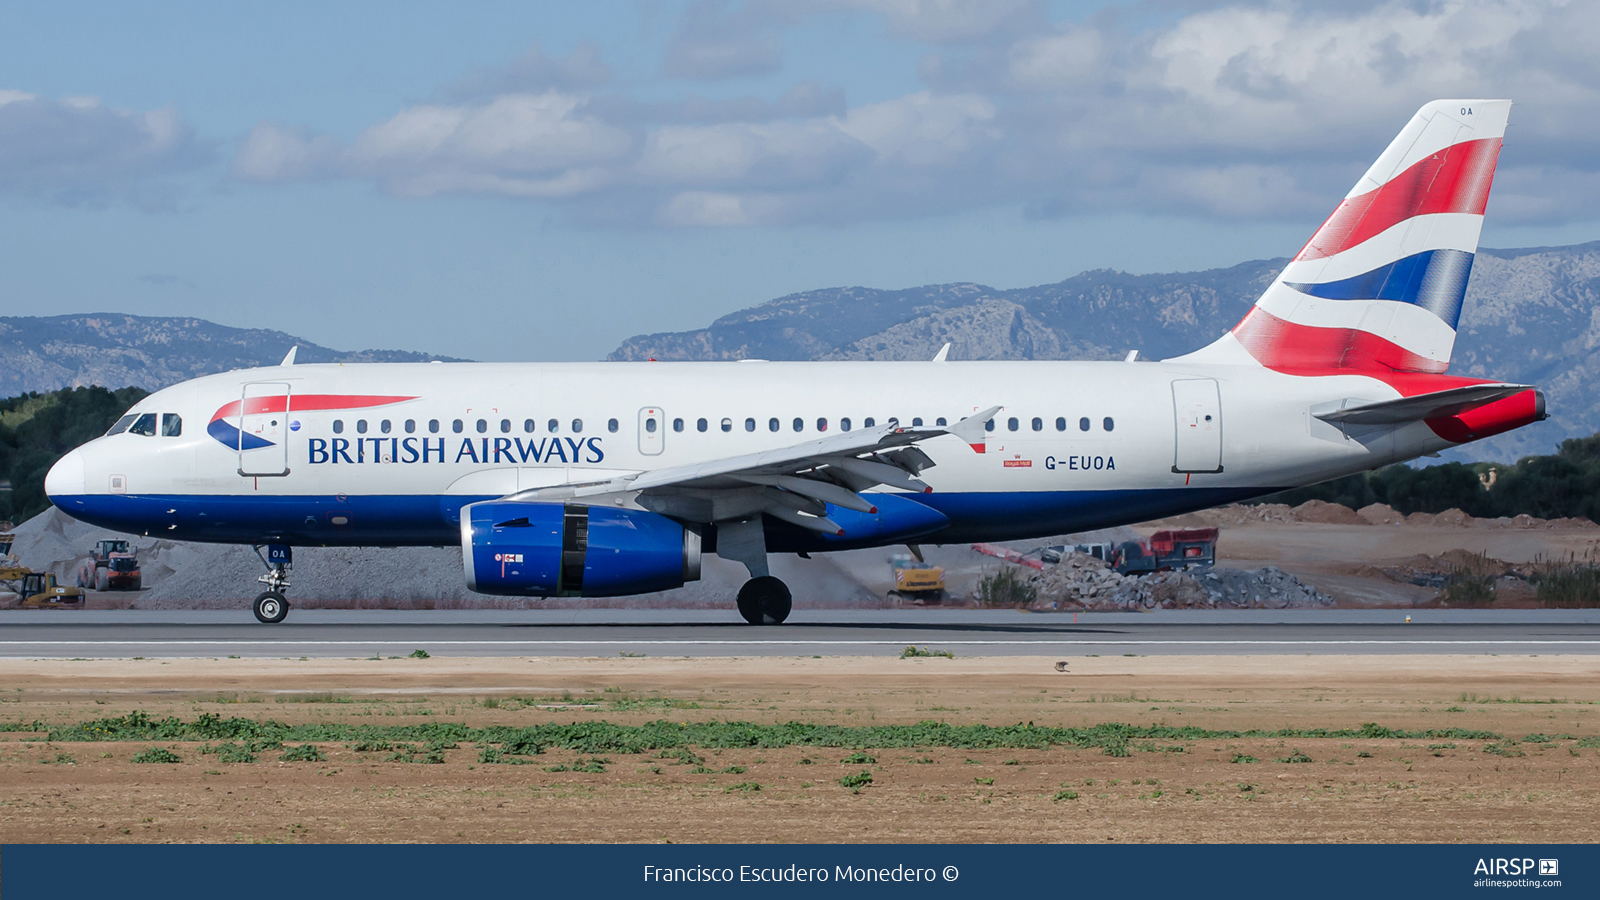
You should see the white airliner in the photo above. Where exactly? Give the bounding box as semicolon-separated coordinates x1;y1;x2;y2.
45;99;1544;625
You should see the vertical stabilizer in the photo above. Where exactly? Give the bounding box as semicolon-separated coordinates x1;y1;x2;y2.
1177;100;1510;373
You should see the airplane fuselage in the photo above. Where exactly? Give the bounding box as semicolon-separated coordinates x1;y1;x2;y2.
45;358;1494;553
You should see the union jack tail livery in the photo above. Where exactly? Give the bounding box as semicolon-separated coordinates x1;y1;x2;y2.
1187;99;1510;374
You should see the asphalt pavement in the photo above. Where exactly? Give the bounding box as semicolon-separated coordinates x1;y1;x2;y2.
1;609;1598;657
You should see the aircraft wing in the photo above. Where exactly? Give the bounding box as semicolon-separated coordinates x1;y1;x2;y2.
503;406;999;534
1312;383;1534;426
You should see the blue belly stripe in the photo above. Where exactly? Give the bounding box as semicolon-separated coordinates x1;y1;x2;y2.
51;487;1282;551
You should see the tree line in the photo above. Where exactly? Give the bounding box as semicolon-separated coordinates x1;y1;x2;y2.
0;385;148;524
1257;434;1600;522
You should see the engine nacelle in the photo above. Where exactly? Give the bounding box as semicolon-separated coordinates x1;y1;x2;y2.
462;501;701;597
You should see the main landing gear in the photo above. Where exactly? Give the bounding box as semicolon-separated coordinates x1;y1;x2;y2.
719;518;792;625
252;544;293;624
736;576;792;626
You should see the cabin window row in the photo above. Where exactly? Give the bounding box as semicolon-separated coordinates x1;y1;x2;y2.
985;416;1115;433
324;414;1116;437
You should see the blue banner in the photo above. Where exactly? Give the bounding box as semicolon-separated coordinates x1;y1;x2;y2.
2;844;1591;898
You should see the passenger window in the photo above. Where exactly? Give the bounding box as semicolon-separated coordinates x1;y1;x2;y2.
841;417;851;432
864;417;875;428
744;417;755;432
1079;417;1090;432
1056;417;1066;431
697;418;708;433
381;419;392;434
106;414;136;436
793;417;803;432
356;420;368;434
429;419;440;434
129;413;157;436
646;418;658;433
936;417;947;427
673;418;684;432
1103;417;1115;432
817;418;828;432
405;419;416;434
501;419;511;434
720;418;732;433
453;419;464;433
161;414;182;437
1031;417;1042;432
769;418;779;432
548;419;559;433
524;419;534;433
984;419;994;432
912;417;923;427
608;418;619;433
572;419;583;433
475;419;487;433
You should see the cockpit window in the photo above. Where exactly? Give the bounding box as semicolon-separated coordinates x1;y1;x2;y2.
161;414;182;437
128;413;158;436
106;415;136;436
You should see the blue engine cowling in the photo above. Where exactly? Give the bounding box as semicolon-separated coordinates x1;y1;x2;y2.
462;501;701;597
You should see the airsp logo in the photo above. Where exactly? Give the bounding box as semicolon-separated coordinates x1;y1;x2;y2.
1473;858;1550;876
1540;859;1559;877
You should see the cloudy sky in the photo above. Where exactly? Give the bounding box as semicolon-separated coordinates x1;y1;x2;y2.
2;0;1597;361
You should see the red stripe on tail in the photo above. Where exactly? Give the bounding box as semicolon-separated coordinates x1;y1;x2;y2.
1297;138;1501;262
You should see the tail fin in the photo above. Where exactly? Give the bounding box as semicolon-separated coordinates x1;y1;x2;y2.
1181;100;1510;373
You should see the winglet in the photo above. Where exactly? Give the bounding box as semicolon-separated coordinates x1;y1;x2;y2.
932;343;951;362
280;346;298;366
949;406;1000;453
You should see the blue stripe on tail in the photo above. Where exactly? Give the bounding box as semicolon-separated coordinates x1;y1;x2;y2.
1285;248;1474;329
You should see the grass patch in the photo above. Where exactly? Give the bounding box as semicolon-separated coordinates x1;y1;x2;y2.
546;757;610;774
278;744;326;763
840;751;876;764
1275;749;1313;764
130;747;181;764
1231;753;1258;764
408;649;431;659
30;712;1528;760
724;782;762;793
840;770;873;793
1053;790;1078;801
900;646;955;659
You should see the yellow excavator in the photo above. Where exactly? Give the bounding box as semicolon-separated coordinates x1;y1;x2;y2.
0;533;86;608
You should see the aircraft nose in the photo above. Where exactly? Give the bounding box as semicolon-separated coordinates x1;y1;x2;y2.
45;448;86;499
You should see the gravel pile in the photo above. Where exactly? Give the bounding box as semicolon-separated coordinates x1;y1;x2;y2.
1026;552;1334;610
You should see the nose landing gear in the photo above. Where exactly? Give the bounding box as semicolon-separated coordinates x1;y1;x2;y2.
252;544;293;624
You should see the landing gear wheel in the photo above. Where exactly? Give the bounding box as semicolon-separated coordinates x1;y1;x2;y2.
736;576;792;625
253;591;289;624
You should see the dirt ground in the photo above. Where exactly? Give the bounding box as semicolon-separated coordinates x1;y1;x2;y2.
1;654;1597;844
1184;520;1600;607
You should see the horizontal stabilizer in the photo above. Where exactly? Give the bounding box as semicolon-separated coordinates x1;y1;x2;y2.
1313;383;1532;425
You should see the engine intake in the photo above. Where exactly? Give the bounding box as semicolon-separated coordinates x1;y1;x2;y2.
462;501;700;597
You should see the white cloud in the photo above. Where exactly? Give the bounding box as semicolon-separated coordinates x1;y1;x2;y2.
230;0;1600;227
0;90;207;207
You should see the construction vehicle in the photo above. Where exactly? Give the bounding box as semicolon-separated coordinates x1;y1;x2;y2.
0;567;85;609
1112;528;1218;575
1035;528;1218;575
887;554;947;604
78;539;142;591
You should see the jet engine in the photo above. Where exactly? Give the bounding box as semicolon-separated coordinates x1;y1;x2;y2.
462;501;701;597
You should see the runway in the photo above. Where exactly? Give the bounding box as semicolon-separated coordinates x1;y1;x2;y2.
2;609;1599;657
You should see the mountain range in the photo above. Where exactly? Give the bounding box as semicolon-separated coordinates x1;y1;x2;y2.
0;314;459;397
610;242;1600;463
